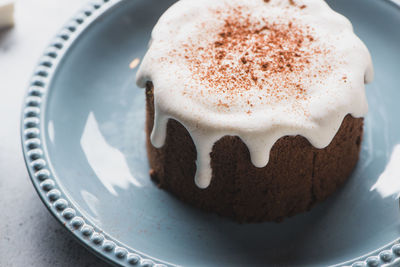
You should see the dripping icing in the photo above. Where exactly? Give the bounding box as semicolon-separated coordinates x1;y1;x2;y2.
137;0;374;189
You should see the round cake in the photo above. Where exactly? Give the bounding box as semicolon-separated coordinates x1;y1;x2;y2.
136;0;374;222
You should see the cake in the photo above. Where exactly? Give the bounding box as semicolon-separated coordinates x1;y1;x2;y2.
136;0;374;222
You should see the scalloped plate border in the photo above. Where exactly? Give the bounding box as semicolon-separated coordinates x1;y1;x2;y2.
20;0;400;266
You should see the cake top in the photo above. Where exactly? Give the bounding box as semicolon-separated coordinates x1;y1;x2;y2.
164;2;330;115
137;0;373;188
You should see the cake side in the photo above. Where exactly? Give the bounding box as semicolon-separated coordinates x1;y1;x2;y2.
146;83;363;222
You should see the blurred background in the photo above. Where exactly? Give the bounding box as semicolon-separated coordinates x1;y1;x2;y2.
0;0;110;266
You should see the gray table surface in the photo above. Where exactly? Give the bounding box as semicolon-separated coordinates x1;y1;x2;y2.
0;0;111;266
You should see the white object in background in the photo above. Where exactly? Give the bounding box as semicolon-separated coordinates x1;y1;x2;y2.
0;0;14;29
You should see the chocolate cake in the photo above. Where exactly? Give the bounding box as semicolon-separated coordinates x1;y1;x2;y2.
136;0;374;222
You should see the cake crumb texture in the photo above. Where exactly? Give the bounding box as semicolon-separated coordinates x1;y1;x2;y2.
146;84;363;222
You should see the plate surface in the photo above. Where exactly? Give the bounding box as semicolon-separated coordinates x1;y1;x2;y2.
22;0;400;266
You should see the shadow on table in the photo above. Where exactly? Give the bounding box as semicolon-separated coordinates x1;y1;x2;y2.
0;27;13;45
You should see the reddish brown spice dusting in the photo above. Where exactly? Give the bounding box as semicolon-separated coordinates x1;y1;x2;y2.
171;4;332;113
289;0;308;10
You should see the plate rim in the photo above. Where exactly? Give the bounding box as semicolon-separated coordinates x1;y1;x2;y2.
20;0;400;266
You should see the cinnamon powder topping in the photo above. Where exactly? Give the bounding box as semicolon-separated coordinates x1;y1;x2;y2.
170;3;332;113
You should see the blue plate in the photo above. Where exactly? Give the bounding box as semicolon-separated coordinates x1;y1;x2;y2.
21;0;400;266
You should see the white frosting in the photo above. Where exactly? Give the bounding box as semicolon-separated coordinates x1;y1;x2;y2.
136;0;374;189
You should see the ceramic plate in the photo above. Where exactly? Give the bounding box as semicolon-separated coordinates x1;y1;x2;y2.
21;0;400;266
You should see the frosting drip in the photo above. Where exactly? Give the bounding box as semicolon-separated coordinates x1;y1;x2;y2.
136;0;374;189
